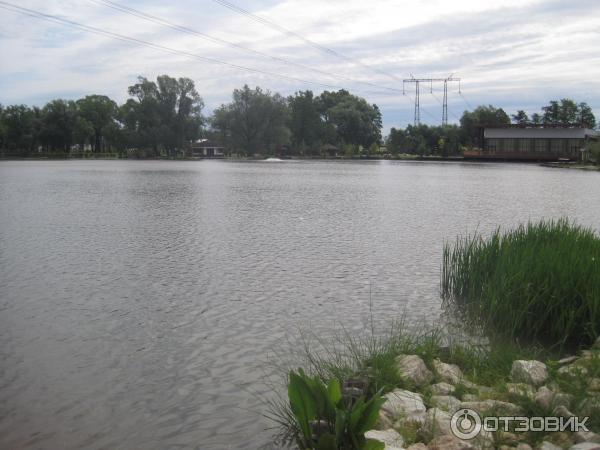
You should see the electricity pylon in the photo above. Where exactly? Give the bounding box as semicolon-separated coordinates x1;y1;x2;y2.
403;76;461;126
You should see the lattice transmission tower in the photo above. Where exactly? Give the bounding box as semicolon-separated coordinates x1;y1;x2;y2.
403;76;461;126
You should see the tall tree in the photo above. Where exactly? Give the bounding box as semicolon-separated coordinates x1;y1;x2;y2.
211;85;289;156
1;105;42;156
577;102;596;129
511;110;529;126
460;105;510;146
76;95;118;152
124;75;203;155
316;90;382;147
288;90;321;154
40;99;77;152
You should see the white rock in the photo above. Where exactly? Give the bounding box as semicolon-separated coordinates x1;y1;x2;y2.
381;389;426;420
461;399;523;416
535;386;555;410
511;360;549;386
538;442;562;450
507;383;535;398
569;444;600;450
517;444;533;450
421;408;452;441
557;356;578;365
396;354;434;387
377;409;394;429
427;435;475;450
406;444;428;450
558;365;588;376
365;429;405;449
588;378;600;392
553;392;572;408
574;431;600;444
433;359;464;384
431;382;455;396
432;395;462;414
553;405;575;418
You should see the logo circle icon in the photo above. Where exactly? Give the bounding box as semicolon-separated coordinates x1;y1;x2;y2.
451;408;481;440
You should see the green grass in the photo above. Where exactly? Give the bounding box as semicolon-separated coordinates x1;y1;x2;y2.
263;320;550;444
442;218;600;348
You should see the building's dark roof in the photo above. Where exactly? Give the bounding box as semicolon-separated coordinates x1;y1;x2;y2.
321;144;339;150
484;128;598;139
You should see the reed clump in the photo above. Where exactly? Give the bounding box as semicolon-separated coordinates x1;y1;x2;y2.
442;218;600;347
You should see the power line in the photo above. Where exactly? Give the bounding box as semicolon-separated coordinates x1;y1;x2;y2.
0;1;441;126
0;2;344;90
402;76;460;125
87;0;405;95
210;0;405;84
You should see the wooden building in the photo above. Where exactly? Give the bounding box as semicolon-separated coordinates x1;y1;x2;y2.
465;127;599;161
191;140;225;158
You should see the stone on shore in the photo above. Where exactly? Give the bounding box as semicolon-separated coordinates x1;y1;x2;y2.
427;435;474;450
574;431;600;444
365;429;405;449
461;399;523;416
569;444;600;450
534;386;555;410
431;382;455;396
510;360;548;386
381;389;426;421
431;395;461;413
538;442;562;450
406;444;428;450
433;359;464;384
516;444;533;450
420;408;452;441
506;383;536;398
396;355;434;387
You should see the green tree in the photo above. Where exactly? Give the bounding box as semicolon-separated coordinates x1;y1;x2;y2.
76;95;118;152
317;90;382;147
288;90;322;154
542;100;560;125
124;75;204;156
578;102;596;129
211;85;289;156
1;105;42;156
511;110;529;126
460;105;510;146
72;116;95;150
40;99;78;152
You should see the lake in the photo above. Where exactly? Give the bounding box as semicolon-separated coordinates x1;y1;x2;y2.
1;160;599;449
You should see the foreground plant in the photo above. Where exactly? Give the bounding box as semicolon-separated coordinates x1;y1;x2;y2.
287;368;385;449
442;218;600;348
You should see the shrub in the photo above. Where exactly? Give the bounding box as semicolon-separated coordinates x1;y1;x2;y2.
287;368;385;450
442;218;600;348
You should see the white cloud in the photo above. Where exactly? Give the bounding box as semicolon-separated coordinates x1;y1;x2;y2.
1;0;599;131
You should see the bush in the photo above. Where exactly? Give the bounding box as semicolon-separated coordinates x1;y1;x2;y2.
287;368;385;449
442;218;600;348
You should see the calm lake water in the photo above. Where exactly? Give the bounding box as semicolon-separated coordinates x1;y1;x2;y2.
1;160;599;449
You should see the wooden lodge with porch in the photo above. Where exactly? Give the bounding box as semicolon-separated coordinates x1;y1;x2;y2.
464;126;599;161
190;139;225;158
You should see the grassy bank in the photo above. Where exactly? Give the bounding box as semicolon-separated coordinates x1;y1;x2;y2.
269;219;600;449
267;323;600;449
441;218;600;348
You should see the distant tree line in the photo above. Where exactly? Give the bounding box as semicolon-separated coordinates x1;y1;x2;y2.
0;75;382;159
386;99;596;156
0;74;596;158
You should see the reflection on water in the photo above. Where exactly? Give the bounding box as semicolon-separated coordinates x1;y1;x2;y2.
0;160;599;449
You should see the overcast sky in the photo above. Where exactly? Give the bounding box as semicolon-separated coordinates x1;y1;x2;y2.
1;0;600;133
